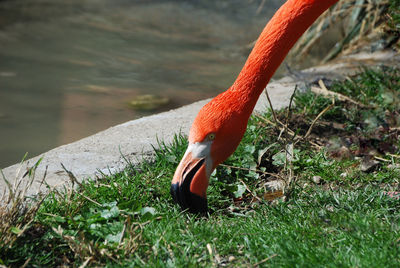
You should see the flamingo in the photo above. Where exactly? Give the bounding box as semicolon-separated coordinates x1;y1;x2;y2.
171;0;338;213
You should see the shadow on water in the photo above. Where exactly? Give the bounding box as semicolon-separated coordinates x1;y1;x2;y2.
0;0;335;168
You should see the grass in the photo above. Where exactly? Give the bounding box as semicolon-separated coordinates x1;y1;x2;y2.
1;66;399;267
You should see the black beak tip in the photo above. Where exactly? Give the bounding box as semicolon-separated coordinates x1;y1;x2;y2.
170;183;180;204
170;183;208;214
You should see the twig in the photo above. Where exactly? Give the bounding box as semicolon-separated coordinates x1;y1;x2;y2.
119;220;127;244
309;140;323;150
78;257;93;268
39;165;48;188
20;257;31;268
219;164;282;179
77;193;103;207
283;86;298;190
303;96;335;139
374;156;391;162
61;163;82;188
254;254;278;266
239;179;262;202
311;79;369;108
264;89;279;132
285;85;297;127
387;153;400;159
41;212;62;218
284;143;294;195
255;114;295;137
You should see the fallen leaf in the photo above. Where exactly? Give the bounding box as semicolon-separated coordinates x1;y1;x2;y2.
263;190;283;201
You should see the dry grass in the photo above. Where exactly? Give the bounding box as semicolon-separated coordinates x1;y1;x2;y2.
51;218;146;267
0;157;149;267
291;0;398;62
262;80;336;200
0;157;46;253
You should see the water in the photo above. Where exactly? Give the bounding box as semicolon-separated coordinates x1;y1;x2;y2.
0;0;292;168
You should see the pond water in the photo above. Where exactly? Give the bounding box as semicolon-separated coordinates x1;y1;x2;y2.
1;0;326;168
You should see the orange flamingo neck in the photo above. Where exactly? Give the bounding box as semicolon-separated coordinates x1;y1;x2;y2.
228;0;338;114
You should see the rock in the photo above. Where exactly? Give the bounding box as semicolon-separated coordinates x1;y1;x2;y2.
129;94;169;111
264;179;285;191
312;175;321;184
360;157;379;172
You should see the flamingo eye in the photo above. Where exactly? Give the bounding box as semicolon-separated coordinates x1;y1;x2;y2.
207;133;216;141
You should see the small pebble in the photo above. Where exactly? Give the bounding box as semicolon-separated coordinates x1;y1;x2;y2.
312;175;321;184
360;158;379;172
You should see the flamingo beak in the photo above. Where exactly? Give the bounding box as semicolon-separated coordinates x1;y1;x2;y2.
170;142;212;213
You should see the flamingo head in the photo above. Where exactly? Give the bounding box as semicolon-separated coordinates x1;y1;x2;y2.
170;92;249;213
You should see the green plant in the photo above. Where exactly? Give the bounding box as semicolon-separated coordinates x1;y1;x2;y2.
1;66;399;267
